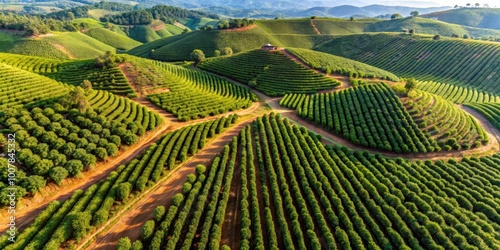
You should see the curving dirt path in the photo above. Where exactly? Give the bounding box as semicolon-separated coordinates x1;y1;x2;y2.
83;119;255;250
202;71;500;161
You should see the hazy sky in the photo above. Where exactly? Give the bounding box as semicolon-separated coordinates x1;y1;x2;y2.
361;0;499;7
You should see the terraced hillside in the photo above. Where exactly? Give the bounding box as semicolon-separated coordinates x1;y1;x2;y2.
84;28;142;51
124;113;500;250
416;80;500;103
465;103;500;130
128;26;284;61
285;47;399;81
0;116;237;250
147;61;256;121
0;53;135;96
422;8;500;30
403;90;488;150
0;63;69;109
315;33;500;95
0;102;161;202
87;90;162;130
199;49;341;96
364;17;500;38
280;84;438;153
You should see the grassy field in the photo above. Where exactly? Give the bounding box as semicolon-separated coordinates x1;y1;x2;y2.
6;39;69;59
44;32;116;58
178;17;219;30
164;24;184;35
126;26;162;43
256;19;318;34
85;28;142;51
0;31;20;52
88;9;116;19
72;18;105;29
313;18;373;34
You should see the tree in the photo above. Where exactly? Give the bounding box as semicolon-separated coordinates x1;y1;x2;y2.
65;159;84;176
154;206;166;222
117;237;131;250
182;28;189;34
405;78;417;93
106;22;113;30
454;5;459;8
433;34;440;40
49;167;68;185
21;175;46;194
350;16;354;21
95;51;117;68
463;34;470;39
70;212;92;241
116;182;132;201
452;34;459;38
466;3;471;7
33;159;53;176
60;87;89;113
81;80;92;92
410;11;419;17
391;13;402;19
131;240;143;250
409;29;416;34
224;47;233;56
310;16;317;19
141;220;155;241
190;49;205;64
214;50;221;57
475;3;480;7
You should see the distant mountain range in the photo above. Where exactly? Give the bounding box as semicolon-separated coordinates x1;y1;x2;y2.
137;0;451;17
197;4;451;18
297;5;452;18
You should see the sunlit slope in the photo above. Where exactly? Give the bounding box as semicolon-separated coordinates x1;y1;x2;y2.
315;33;500;95
128;26;283;61
365;17;500;38
422;8;500;30
199;49;340;96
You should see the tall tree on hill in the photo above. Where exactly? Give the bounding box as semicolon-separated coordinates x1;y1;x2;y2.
60;87;90;113
405;78;417;94
391;13;402;19
190;49;205;65
410;11;419;17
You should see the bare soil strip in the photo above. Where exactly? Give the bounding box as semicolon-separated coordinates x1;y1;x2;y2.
84;119;255;250
310;19;321;35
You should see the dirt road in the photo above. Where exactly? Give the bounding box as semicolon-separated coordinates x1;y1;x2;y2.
83;119;255;250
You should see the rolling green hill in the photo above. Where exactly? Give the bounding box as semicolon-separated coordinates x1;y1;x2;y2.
365;16;500;38
125;26;161;43
199;49;340;96
0;52;135;96
285;47;399;81
256;19;318;34
315;33;500;96
43;32;116;58
129;26;283;61
0;62;69;109
85;27;142;51
422;8;500;30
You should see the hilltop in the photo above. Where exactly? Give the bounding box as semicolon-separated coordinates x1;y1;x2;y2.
422;8;500;30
